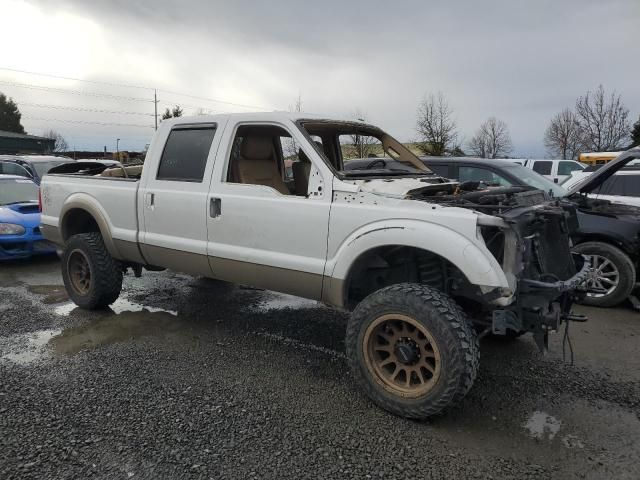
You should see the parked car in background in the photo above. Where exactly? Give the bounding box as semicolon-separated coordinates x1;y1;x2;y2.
347;153;640;307
0;155;75;185
560;168;640;207
0;175;57;260
514;158;586;184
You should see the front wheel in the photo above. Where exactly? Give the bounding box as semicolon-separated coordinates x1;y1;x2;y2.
346;283;479;419
61;232;123;310
573;242;636;308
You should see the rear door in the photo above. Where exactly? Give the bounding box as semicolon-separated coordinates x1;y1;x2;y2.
138;120;227;275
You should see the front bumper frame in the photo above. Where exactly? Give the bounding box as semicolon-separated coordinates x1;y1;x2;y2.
492;255;590;351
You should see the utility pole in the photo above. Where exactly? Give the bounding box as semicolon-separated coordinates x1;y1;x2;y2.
154;89;158;131
116;138;120;162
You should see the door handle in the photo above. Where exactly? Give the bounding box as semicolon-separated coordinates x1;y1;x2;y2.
145;192;155;208
210;197;222;218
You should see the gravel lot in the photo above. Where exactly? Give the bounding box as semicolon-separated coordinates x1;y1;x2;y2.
1;256;639;480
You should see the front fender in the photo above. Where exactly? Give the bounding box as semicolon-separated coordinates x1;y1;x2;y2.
326;218;509;294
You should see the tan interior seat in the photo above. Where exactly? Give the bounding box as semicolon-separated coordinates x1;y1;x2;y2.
100;165;144;177
237;136;289;195
292;148;312;196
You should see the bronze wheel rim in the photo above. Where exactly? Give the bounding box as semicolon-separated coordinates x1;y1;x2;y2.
363;314;441;398
68;249;92;295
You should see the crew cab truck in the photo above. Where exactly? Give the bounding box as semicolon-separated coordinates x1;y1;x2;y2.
40;113;589;419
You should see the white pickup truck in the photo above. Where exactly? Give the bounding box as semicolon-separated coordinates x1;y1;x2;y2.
40;112;589;418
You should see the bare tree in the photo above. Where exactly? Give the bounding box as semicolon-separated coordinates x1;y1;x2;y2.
415;92;458;156
347;109;379;158
468;117;513;158
42;129;69;152
544;108;582;159
575;85;630;152
288;93;302;113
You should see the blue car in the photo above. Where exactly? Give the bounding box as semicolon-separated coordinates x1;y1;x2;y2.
0;175;57;260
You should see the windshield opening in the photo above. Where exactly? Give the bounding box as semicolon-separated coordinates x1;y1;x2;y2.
298;120;432;177
0;179;39;205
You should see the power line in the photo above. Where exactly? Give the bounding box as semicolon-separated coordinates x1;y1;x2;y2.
0;80;154;102
22;115;154;128
158;89;270;111
0;67;154;91
19;101;155;116
0;66;273;111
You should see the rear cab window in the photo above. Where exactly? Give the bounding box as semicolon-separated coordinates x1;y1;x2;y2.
157;125;217;182
532;161;552;175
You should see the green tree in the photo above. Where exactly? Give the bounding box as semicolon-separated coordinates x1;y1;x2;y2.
0;93;25;133
631;116;640;147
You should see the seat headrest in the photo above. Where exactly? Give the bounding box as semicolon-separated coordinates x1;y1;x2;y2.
241;136;273;161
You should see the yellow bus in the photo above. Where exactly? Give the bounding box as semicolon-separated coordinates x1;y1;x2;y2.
578;151;621;166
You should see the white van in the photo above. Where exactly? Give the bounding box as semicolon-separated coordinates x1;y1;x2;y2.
514;159;586;184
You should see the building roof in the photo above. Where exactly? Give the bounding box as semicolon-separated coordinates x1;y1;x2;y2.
0;130;52;141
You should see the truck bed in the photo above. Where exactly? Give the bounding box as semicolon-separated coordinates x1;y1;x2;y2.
40;173;141;257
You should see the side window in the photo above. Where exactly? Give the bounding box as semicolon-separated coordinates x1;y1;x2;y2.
459;166;512;187
227;124;313;197
427;164;450;177
0;162;31;177
622;176;640;196
532;161;552;175
156;126;216;182
597;176;622;196
338;133;383;163
558;161;583;176
279;136;299;181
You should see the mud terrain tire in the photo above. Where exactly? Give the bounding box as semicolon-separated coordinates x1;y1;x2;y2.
346;283;479;419
61;232;123;310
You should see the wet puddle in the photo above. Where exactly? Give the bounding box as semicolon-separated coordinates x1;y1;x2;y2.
251;292;322;312
27;285;69;304
50;309;181;355
54;297;178;317
1;329;63;365
1;296;183;362
523;411;562;440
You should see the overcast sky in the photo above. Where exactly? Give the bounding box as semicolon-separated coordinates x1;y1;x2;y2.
2;0;638;155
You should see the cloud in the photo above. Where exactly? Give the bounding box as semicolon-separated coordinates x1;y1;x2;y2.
3;0;639;154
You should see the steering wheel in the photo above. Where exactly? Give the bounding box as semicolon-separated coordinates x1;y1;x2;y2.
365;158;387;169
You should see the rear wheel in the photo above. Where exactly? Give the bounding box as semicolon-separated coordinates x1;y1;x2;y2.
61;232;123;309
346;283;479;419
573;242;635;308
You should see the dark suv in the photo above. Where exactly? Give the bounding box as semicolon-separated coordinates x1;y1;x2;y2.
345;153;640;308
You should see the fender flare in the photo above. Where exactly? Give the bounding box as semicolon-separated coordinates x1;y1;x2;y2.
325;219;509;306
59;193;123;259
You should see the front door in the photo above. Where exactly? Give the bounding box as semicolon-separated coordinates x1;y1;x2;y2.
205;121;331;300
139;120;226;275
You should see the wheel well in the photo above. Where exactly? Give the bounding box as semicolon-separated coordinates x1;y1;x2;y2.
343;245;479;310
61;208;101;241
573;234;633;257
